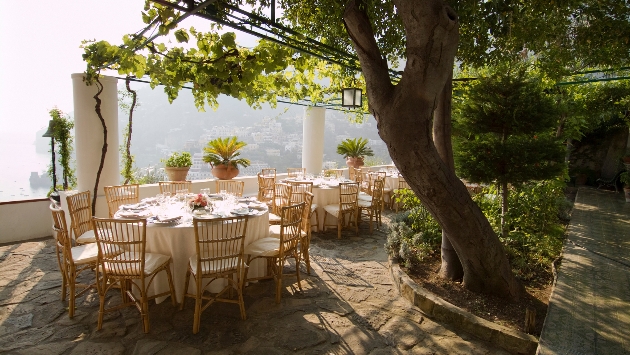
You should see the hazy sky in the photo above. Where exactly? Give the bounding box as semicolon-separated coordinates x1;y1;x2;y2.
0;0;250;146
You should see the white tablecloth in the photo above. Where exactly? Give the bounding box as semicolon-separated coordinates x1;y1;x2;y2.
312;186;340;230
142;210;269;303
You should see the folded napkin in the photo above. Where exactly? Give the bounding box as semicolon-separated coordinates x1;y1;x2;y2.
121;203;148;210
156;215;181;223
118;210;151;218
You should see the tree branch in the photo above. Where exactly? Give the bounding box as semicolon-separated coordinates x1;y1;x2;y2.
343;0;394;116
92;77;107;216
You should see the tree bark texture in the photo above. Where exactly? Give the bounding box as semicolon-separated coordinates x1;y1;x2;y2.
124;77;137;185
92;77;107;216
343;0;522;299
433;71;464;281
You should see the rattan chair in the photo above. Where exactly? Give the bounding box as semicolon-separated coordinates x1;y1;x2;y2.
270;191;314;271
159;181;192;195
288;181;319;233
287;167;306;178
391;176;410;212
181;216;249;333
104;184;140;217
92;217;176;333
330;169;345;179
50;204;99;318
350;167;362;181
257;173;275;206
358;178;384;234
260;168;276;179
323;182;359;239
272;183;292;215
244;202;305;303
374;172;393;208
66;190;96;245
215;180;244;197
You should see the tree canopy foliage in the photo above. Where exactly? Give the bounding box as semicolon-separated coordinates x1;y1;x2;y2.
82;0;630;110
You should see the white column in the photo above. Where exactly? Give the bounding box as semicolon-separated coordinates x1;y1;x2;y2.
302;106;326;174
71;74;119;217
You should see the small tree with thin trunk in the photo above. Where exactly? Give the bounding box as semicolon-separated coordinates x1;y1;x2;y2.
453;64;566;237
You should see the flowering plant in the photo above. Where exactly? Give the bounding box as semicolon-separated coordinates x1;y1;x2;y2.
188;194;208;210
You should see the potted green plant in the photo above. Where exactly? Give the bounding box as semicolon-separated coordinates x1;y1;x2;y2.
337;137;374;168
620;171;630;202
163;151;193;181
203;136;250;180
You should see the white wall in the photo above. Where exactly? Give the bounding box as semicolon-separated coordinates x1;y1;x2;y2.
0;199;52;244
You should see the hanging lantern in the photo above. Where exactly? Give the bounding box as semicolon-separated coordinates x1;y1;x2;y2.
342;88;362;108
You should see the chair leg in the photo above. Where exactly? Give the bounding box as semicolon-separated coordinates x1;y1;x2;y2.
302;237;311;275
193;275;202;334
294;253;303;293
313;209;320;233
275;258;283;304
337;214;342;239
67;266;76;318
164;264;177;307
180;268;191;311
97;277;107;331
141;292;150;333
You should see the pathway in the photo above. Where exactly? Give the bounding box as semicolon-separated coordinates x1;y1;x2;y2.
538;188;630;354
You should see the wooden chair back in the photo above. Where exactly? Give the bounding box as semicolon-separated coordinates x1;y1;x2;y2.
92;218;148;279
104;184;140;217
278;202;304;258
50;204;72;266
273;183;292;214
301;192;314;234
288;181;313;204
360;171;372;194
257;173;275;205
159;181;192;195
398;176;409;190
287;168;306;178
371;178;385;208
66;190;92;244
330;169;344;179
339;182;359;213
260;168;276;179
215;180;244;197
192;216;248;279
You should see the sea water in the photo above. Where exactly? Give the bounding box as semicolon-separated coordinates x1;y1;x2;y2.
0;138;51;202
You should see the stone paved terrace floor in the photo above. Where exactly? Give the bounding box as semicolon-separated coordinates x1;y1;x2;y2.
0;213;511;355
538;188;630;355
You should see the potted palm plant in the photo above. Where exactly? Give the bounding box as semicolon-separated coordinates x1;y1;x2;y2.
337;137;374;168
163;151;193;181
203;136;251;180
620;171;630;202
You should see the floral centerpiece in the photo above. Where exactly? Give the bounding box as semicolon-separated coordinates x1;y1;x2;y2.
188;194;208;210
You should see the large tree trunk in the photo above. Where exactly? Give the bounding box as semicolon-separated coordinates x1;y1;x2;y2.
343;0;522;299
433;71;464;281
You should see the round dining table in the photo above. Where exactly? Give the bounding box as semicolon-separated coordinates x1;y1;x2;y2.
116;197;269;303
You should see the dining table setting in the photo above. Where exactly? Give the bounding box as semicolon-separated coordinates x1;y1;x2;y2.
113;190;270;303
281;174;356;230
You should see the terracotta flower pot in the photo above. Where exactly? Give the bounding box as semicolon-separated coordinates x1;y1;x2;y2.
346;157;365;169
212;164;240;180
165;167;190;181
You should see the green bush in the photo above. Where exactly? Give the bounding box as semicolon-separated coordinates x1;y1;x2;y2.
471;180;567;280
385;190;442;267
388;179;568;280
